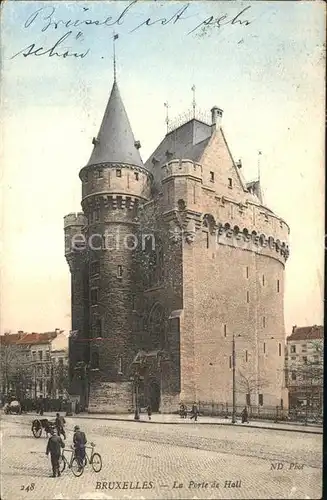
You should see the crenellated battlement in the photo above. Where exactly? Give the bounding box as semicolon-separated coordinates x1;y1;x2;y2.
162;160;202;182
64;212;87;229
80;162;152;203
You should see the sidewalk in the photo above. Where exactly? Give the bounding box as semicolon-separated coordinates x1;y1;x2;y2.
63;412;322;434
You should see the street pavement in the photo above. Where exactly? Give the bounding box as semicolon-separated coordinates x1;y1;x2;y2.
0;414;322;500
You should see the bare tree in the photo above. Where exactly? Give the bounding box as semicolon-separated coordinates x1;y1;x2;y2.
49;361;69;398
0;344;33;400
237;369;268;407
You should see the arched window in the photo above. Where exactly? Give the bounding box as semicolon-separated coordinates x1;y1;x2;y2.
148;303;165;349
91;351;99;369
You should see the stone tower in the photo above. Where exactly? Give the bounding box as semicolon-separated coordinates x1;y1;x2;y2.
65;80;290;413
65;80;151;411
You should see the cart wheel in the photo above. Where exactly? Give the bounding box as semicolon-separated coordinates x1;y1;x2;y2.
91;453;102;473
71;458;84;477
32;420;42;438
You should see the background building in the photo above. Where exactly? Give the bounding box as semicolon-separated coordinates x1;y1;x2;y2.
64;77;290;413
0;329;69;401
285;325;323;414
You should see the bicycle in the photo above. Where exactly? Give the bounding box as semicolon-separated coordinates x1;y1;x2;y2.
59;443;102;476
82;442;102;473
59;445;84;477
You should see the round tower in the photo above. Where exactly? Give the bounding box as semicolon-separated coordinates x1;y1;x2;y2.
80;80;152;412
64;212;88;392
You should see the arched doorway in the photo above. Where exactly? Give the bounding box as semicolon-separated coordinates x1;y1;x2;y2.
149;380;161;412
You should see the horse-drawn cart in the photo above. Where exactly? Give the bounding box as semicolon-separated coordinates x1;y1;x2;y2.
31;418;55;438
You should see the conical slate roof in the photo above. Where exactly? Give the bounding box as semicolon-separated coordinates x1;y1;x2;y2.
87;81;143;168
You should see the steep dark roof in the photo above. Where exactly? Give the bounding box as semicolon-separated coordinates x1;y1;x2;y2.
145;119;212;170
287;325;324;341
87;81;143;168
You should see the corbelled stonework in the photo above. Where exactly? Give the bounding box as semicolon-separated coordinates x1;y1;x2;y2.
64;80;289;413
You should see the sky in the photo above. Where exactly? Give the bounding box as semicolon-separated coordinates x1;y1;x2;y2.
0;0;325;334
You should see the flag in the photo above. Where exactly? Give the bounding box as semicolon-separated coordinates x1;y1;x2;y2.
114;34;119;40
191;85;195;91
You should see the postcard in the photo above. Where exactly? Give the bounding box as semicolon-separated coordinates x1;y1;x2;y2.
0;1;324;499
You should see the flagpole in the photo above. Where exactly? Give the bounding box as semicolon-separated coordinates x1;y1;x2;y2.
191;85;196;119
113;32;118;82
258;150;262;182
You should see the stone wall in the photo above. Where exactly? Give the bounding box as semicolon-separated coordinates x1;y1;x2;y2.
88;381;133;413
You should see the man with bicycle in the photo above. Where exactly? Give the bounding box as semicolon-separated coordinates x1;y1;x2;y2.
73;425;87;470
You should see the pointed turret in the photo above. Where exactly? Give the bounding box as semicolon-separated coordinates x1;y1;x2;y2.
87;81;143;168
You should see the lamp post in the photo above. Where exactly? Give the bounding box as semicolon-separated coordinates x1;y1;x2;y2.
231;334;241;424
232;334;236;424
134;371;140;420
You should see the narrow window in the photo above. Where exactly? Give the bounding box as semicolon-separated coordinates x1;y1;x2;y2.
246;266;249;279
118;356;123;374
291;345;296;353
90;261;100;276
91;352;99;369
262;274;265;286
117;265;123;278
94;208;100;221
97;169;103;178
91;288;98;305
277;279;280;292
95;319;102;337
228;177;233;188
193;185;196;203
116;169;122;177
229;356;232;369
263;342;266;353
303;356;307;364
39;351;43;361
246;291;249;303
291;372;296;381
278;343;282;356
224;324;227;337
134;172;139;181
263;316;266;328
210;171;214;182
245;350;248;362
258;394;263;406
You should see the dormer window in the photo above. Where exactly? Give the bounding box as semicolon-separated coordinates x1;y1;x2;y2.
116;169;122;177
210;171;215;182
228;178;233;188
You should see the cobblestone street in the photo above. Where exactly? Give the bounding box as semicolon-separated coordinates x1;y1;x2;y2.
1;415;322;500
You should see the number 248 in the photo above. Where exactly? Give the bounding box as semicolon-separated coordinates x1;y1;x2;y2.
21;484;35;492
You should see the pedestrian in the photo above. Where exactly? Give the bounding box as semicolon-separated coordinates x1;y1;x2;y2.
39;396;44;416
146;404;152;420
55;413;66;439
241;406;249;424
190;401;198;421
73;425;87;470
46;428;65;477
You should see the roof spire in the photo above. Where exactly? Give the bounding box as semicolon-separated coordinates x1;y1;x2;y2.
113;32;119;82
87;80;143;168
